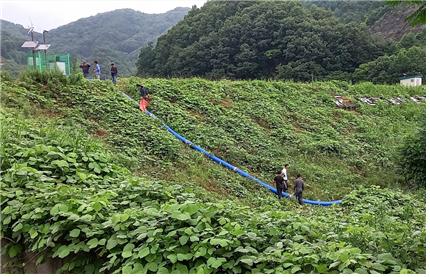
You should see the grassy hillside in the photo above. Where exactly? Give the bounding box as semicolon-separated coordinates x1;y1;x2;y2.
120;77;425;199
0;72;426;273
1;73;425;200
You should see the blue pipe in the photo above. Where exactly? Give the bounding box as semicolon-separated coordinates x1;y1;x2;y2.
122;93;341;206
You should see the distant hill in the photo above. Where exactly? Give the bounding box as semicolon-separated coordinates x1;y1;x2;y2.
0;7;190;76
0;20;42;75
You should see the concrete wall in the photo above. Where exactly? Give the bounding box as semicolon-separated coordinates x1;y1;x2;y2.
400;77;422;86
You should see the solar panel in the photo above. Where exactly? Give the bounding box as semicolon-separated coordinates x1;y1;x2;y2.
35;44;51;50
21;41;38;48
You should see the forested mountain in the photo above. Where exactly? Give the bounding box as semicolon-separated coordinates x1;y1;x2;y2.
1;7;189;76
0;20;43;75
137;0;425;83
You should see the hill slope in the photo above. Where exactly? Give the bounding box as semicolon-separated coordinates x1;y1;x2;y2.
1;73;425;201
0;73;425;273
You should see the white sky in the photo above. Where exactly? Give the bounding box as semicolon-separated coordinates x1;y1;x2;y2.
0;0;207;32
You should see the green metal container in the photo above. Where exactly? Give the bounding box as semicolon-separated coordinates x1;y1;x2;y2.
27;52;71;76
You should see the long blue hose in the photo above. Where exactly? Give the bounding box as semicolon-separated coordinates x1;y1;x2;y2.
123;92;341;206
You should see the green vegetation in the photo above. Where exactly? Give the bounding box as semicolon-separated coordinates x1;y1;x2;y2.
136;0;425;83
121;77;425;200
353;28;425;83
137;1;385;81
0;73;426;273
353;46;425;83
1;71;425;200
308;0;390;25
398;120;426;188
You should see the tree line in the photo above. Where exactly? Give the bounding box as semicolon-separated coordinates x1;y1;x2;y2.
136;0;425;83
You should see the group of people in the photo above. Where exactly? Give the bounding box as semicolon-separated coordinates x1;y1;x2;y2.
78;69;304;204
79;61;118;84
273;164;305;205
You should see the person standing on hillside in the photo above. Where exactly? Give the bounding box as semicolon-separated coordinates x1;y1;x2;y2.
293;174;305;205
281;164;289;193
137;84;150;111
94;61;101;79
79;61;91;79
110;63;118;84
273;171;284;200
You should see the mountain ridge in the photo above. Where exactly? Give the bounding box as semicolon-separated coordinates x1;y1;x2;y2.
1;7;190;76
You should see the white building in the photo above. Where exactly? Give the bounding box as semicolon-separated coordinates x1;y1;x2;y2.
400;75;422;87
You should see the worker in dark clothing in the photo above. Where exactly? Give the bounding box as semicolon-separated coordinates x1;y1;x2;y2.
110;63;118;84
294;174;305;205
79;62;91;79
137;84;150;111
138;84;149;98
273;171;284;200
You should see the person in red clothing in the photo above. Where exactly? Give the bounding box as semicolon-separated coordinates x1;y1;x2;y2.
137;84;150;111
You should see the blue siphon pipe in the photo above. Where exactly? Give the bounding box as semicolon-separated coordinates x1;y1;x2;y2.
122;93;342;206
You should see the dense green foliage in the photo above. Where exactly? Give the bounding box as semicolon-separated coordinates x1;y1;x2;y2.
0;73;426;273
308;0;390;25
136;1;426;83
1;73;425;201
137;1;386;81
121;77;425;199
398;120;426;187
0;109;426;273
0;71;272;204
353;46;425;83
0;8;189;77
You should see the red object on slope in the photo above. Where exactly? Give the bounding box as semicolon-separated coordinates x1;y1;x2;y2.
139;97;149;111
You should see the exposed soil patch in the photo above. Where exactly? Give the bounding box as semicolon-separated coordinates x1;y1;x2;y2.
94;128;109;138
370;6;425;40
291;122;305;133
188;109;206;120
38;109;62;118
220;97;233;108
254;117;271;130
200;178;230;198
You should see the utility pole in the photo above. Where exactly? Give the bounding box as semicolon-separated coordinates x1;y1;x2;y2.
21;26;41;71
43;30;48;70
30;28;36;69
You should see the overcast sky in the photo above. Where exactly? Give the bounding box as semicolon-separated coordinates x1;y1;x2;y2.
1;0;207;32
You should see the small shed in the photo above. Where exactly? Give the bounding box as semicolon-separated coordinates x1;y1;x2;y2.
27;52;72;76
400;75;422;87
